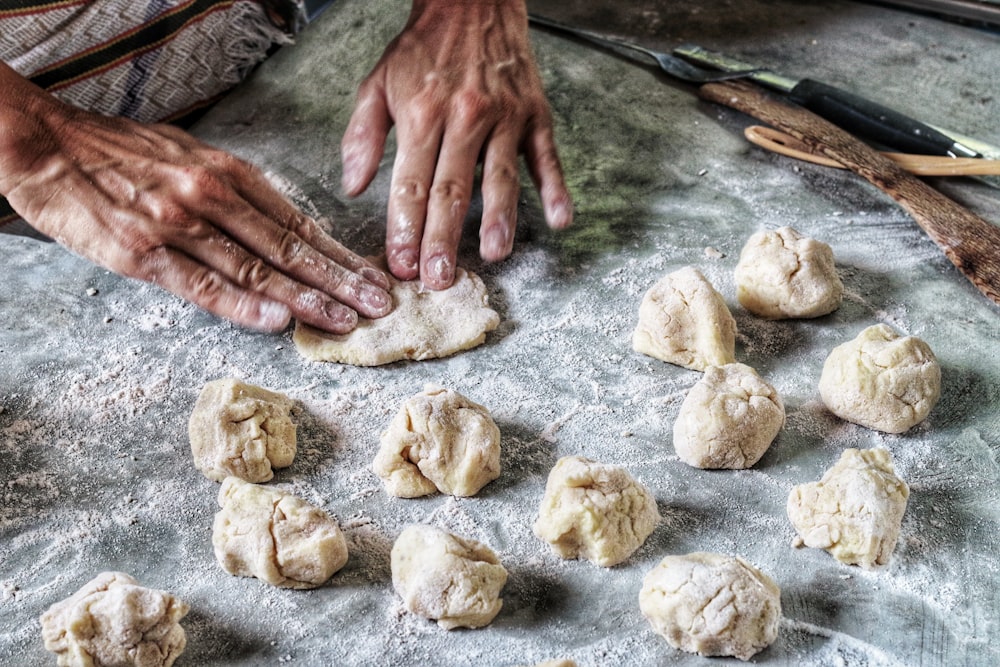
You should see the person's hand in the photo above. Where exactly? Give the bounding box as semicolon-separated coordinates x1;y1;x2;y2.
341;0;573;289
0;64;392;334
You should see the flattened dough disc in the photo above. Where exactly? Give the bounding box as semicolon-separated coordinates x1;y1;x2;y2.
292;267;500;366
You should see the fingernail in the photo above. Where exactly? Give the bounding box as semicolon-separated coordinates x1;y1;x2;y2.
425;254;454;287
257;300;291;331
360;284;393;317
481;222;513;261
392;248;419;276
546;197;573;230
324;301;358;332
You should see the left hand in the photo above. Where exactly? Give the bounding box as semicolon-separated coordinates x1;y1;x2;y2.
340;0;573;289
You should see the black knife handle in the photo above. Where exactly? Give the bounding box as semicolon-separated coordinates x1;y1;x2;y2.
788;79;972;157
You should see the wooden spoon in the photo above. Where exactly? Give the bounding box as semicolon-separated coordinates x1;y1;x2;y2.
744;125;1000;177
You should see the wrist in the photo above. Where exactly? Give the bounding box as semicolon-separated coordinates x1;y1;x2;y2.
408;0;527;25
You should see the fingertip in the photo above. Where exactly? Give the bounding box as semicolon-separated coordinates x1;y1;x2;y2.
341;141;378;197
320;300;359;334
253;299;292;332
421;253;456;290
387;246;420;281
544;190;574;230
357;282;394;319
479;217;515;262
341;89;390;197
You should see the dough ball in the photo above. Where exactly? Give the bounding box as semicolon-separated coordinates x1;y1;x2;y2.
533;455;660;567
213;477;348;589
673;363;785;469
293;266;499;366
374;385;501;498
639;552;781;661
632;266;736;372
735;226;843;318
819;324;941;433
188;378;296;483
787;447;909;568
40;571;188;667
390;524;508;630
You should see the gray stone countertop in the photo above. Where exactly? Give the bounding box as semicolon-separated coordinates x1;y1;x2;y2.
2;1;999;665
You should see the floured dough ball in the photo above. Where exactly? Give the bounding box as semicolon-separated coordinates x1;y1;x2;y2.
293;266;499;366
391;524;508;630
374;385;501;498
640;552;781;661
735;226;843;318
819;324;941;433
189;378;296;482
533;455;660;567
673;363;784;469
213;477;348;589
787;448;909;568
632;266;736;372
40;571;188;667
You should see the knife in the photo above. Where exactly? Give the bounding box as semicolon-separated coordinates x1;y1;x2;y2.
529;14;995;161
674;44;981;158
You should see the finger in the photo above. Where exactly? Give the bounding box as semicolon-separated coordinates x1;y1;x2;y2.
142;247;298;332
386;108;442;281
171;232;363;333
479;126;521;262
232;166;392;290
342;78;392;197
420;100;494;288
176;189;392;320
523;114;573;230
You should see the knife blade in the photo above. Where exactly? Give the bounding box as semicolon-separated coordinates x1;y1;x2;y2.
927;123;1000;161
527;14;761;84
674;43;980;158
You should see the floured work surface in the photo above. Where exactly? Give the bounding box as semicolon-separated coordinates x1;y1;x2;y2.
2;0;999;665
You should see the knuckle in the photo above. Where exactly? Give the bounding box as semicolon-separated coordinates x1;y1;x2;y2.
187;266;227;306
489;162;519;187
451;89;493;127
236;256;275;292
405;102;440;138
287;212;317;240
175;164;220;199
146;197;188;227
108;211;167;273
431;179;467;204
275;229;305;267
393;177;429;207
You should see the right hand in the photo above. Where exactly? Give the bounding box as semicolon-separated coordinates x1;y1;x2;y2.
340;0;573;290
0;65;392;334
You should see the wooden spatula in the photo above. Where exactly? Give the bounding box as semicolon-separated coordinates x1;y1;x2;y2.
699;79;1000;307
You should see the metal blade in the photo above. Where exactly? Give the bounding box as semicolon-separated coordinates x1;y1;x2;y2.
528;14;760;84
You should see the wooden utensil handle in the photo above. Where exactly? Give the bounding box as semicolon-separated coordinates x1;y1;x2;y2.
699;79;1000;307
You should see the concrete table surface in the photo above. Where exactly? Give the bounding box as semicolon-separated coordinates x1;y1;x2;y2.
2;1;999;665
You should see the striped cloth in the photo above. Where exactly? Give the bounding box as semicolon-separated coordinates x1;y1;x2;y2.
0;0;304;232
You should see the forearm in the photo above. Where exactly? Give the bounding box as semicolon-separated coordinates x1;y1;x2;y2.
0;60;66;202
406;0;528;43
